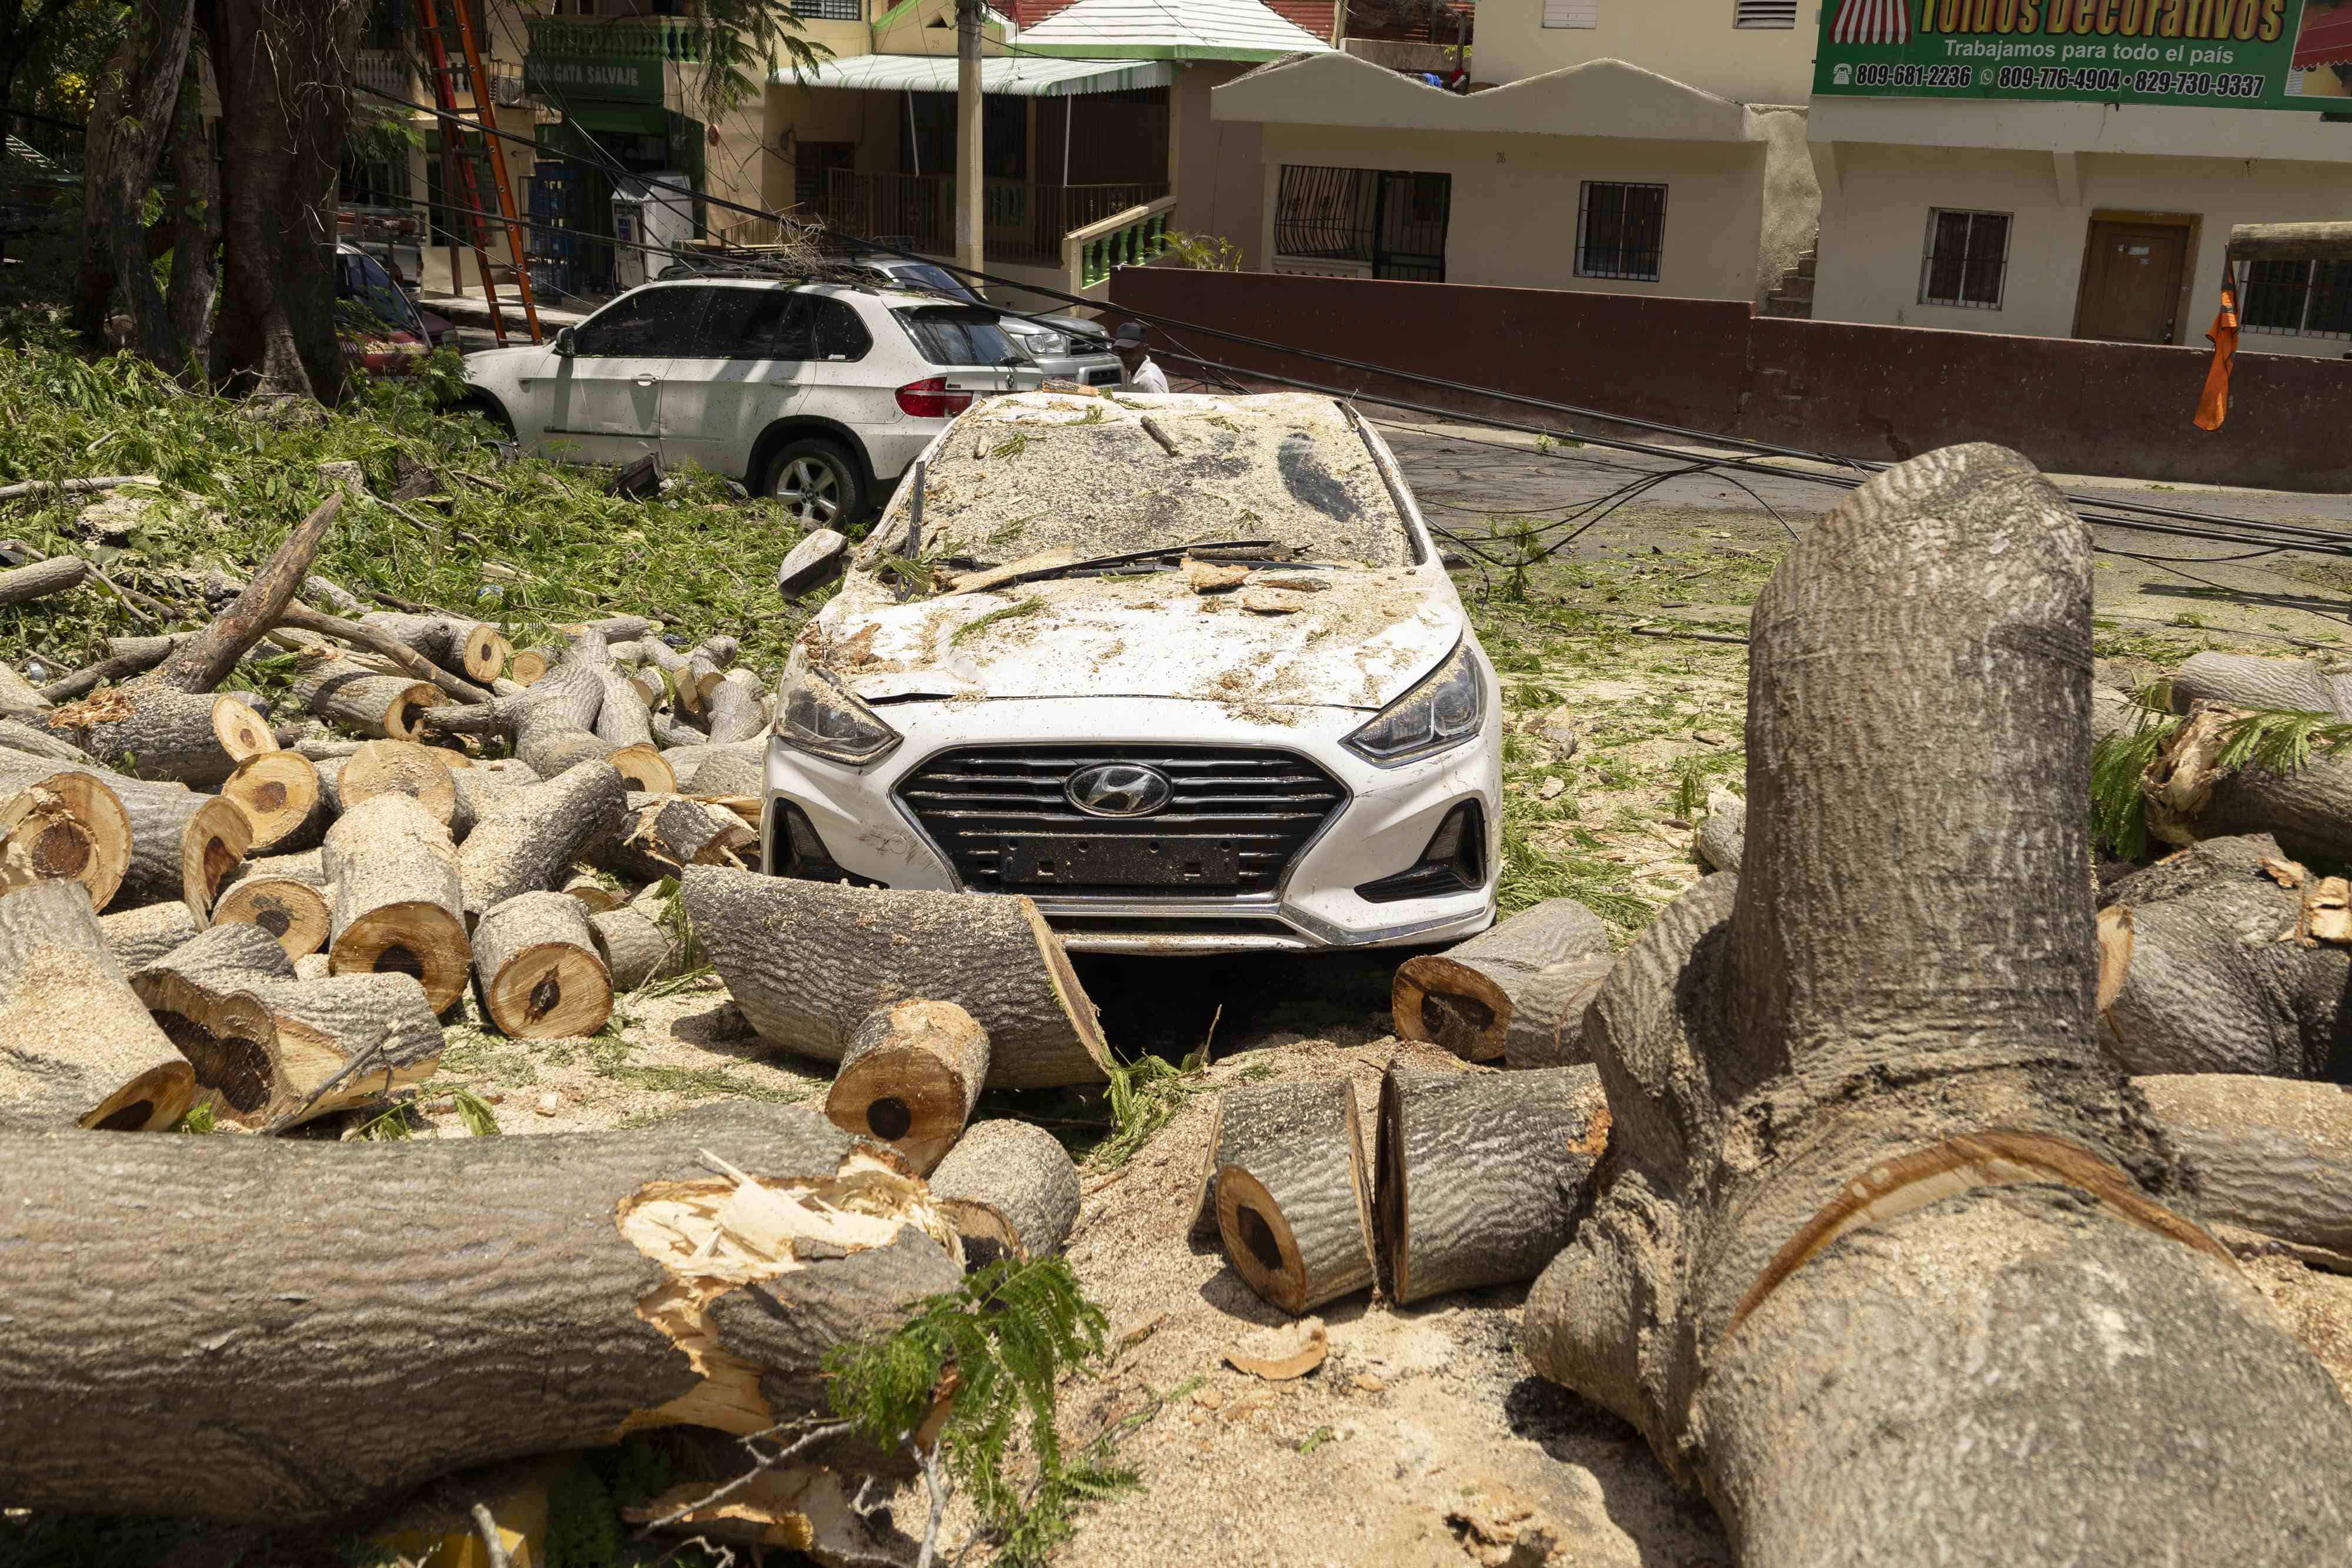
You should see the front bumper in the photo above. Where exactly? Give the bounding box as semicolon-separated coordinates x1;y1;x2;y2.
1026;350;1122;388
762;696;1501;954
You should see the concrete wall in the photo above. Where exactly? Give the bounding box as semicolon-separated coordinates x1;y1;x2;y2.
1815;141;2352;357
1257;121;1768;300
1107;265;2352;491
1174;62;1267;265
1748;103;1819;294
1474;0;1816;100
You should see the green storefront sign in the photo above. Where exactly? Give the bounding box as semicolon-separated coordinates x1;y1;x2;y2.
1813;0;2352;110
523;54;664;103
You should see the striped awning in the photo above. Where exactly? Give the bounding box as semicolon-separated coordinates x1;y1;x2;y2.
774;54;1174;95
1830;0;1911;45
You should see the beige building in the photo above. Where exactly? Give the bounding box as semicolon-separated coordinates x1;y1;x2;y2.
1208;0;1822;304
1809;98;2352;355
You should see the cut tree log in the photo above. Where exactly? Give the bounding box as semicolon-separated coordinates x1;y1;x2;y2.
606;743;676;795
2169;651;2352;721
777;529;849;598
358;612;509;684
331;739;459;831
132;935;442;1128
293;655;441;741
220;750;322;854
147;494;341;694
603;793;756;882
45;685;273;788
211;870;333;962
592;666;655;748
1694;787;1745;875
686;869;1111;1090
37;633;188;704
704;670;769;747
1392;898;1613;1064
101;774;249;921
1214;1079;1377;1315
589;902;689;992
323;794;470;1012
2146;702;2352;868
0;556;88;607
2137;1073;2352;1270
2094;834;2348;1078
448;756;540;835
0;763;131;911
97;901;200;969
0;879;194;1131
457;760;627;924
0;1105;974;1522
563;872;623;914
275;604;493;704
1377;1062;1609;1305
508;648;548;686
1519;444;2352;1563
470;891;613;1039
927;1118;1080;1268
0;716;97;764
669;742;764;798
823;1000;990;1173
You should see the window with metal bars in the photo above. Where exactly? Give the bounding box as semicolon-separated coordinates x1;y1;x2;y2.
1575;182;1666;282
791;0;863;18
1734;0;1796;22
1919;209;2009;308
2241;258;2352;340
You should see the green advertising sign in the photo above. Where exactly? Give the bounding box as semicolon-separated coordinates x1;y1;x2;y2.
1814;0;2352;111
523;54;665;104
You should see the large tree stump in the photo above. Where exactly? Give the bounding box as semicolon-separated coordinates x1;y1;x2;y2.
0;762;131;911
2094;835;2347;1079
101;774;250;921
684;870;1110;1090
0;880;193;1131
323;794;469;1012
457;760;627;924
1519;446;2352;1564
927;1118;1080;1268
46;685;272;787
220;749;323;855
823;1000;990;1173
0;1105;970;1521
470;891;613;1039
1212;1079;1376;1315
1377;1063;1609;1304
1392;898;1612;1064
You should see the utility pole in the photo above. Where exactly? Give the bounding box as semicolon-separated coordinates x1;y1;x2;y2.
956;0;984;287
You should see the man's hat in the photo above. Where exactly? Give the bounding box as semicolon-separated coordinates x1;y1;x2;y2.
1112;321;1148;349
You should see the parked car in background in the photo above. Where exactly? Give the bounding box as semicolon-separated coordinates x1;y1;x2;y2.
461;278;1044;526
334;243;448;375
763;390;1502;955
842;256;1122;388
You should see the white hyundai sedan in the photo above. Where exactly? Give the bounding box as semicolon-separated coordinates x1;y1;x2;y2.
763;390;1501;955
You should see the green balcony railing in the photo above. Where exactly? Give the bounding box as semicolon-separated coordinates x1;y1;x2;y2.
524;15;706;62
1079;209;1170;288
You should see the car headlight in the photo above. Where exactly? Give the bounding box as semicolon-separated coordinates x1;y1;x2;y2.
774;649;903;766
1344;642;1485;767
1008;326;1070;360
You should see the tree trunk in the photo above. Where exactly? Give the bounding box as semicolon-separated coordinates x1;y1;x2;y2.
456;760;627;924
927;1118;1080;1268
470;891;613;1039
0;1107;977;1522
684;869;1111;1090
0;879;194;1131
2152;709;2352;868
2169;651;2352;720
1377;1062;1607;1305
592;664;654;747
0;557;88;607
358;613;508;684
152;494;343;694
39;633;189;704
1392;897;1612;1063
48;686;273;787
72;0;194;363
674;743;764;799
1518;445;2352;1564
96;773;250;921
161;49;219;376
323;794;469;1012
221;749;323;854
1212;1079;1376;1316
0;763;132;911
209;0;369;400
704;670;769;747
0;716;94;764
98;900;200;969
295;656;441;742
824;1000;990;1174
2136;1073;2352;1269
2094;834;2348;1079
590;901;690;992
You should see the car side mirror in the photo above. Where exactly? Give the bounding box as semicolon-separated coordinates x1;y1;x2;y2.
553;327;576;357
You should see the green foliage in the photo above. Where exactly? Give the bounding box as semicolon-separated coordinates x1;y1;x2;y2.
2214;706;2352;777
451;1084;501;1136
1091;1049;1203;1170
826;1256;1131;1567
535;1438;683;1568
175;1099;220;1134
1163;230;1245;272
951;596;1041;645
2090;708;2179;862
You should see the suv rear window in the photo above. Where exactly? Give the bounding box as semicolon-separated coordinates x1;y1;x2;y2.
895;307;1017;367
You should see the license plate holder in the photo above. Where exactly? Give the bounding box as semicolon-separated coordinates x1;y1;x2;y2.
1000;835;1241;888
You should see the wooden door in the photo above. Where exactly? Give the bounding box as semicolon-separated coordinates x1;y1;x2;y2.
2074;220;2190;344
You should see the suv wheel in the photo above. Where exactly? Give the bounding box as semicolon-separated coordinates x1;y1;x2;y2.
761;438;864;528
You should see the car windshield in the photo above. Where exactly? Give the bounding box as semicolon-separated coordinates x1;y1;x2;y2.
896;306;1019;367
872;392;1414;571
338;250;419;337
883;262;980;302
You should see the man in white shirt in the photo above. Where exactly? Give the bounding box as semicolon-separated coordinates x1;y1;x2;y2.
1112;321;1170;394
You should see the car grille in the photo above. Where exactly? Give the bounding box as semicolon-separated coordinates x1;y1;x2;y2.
896;745;1347;898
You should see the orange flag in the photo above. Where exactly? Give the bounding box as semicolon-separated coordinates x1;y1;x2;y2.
2195;270;2239;432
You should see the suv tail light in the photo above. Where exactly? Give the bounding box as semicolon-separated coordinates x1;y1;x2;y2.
896;377;974;419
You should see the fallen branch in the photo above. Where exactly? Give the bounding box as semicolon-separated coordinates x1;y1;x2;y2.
148;494;342;694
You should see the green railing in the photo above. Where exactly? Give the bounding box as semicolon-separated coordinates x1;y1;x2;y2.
1075;206;1172;289
524;15;706;61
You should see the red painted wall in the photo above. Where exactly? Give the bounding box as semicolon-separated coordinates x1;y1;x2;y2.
1108;269;2352;494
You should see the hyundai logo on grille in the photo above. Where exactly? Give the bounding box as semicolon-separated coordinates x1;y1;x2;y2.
1066;762;1174;818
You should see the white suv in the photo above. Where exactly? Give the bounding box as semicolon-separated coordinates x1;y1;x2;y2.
460;279;1037;526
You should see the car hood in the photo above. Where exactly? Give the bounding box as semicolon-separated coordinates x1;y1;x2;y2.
809;565;1460;713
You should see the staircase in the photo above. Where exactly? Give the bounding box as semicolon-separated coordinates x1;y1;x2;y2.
1762;242;1817;319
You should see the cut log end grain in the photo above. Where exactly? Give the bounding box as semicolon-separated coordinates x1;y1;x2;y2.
824;1001;990;1174
509;648;548;686
0;880;195;1131
0;770;131;911
1212;1079;1377;1316
211;876;333;961
210;696;278;763
1377;1063;1611;1305
222;750;322;854
609;744;677;795
927;1118;1081;1268
1392;898;1613;1064
472;892;613;1039
336;740;458;826
325;796;469;1012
